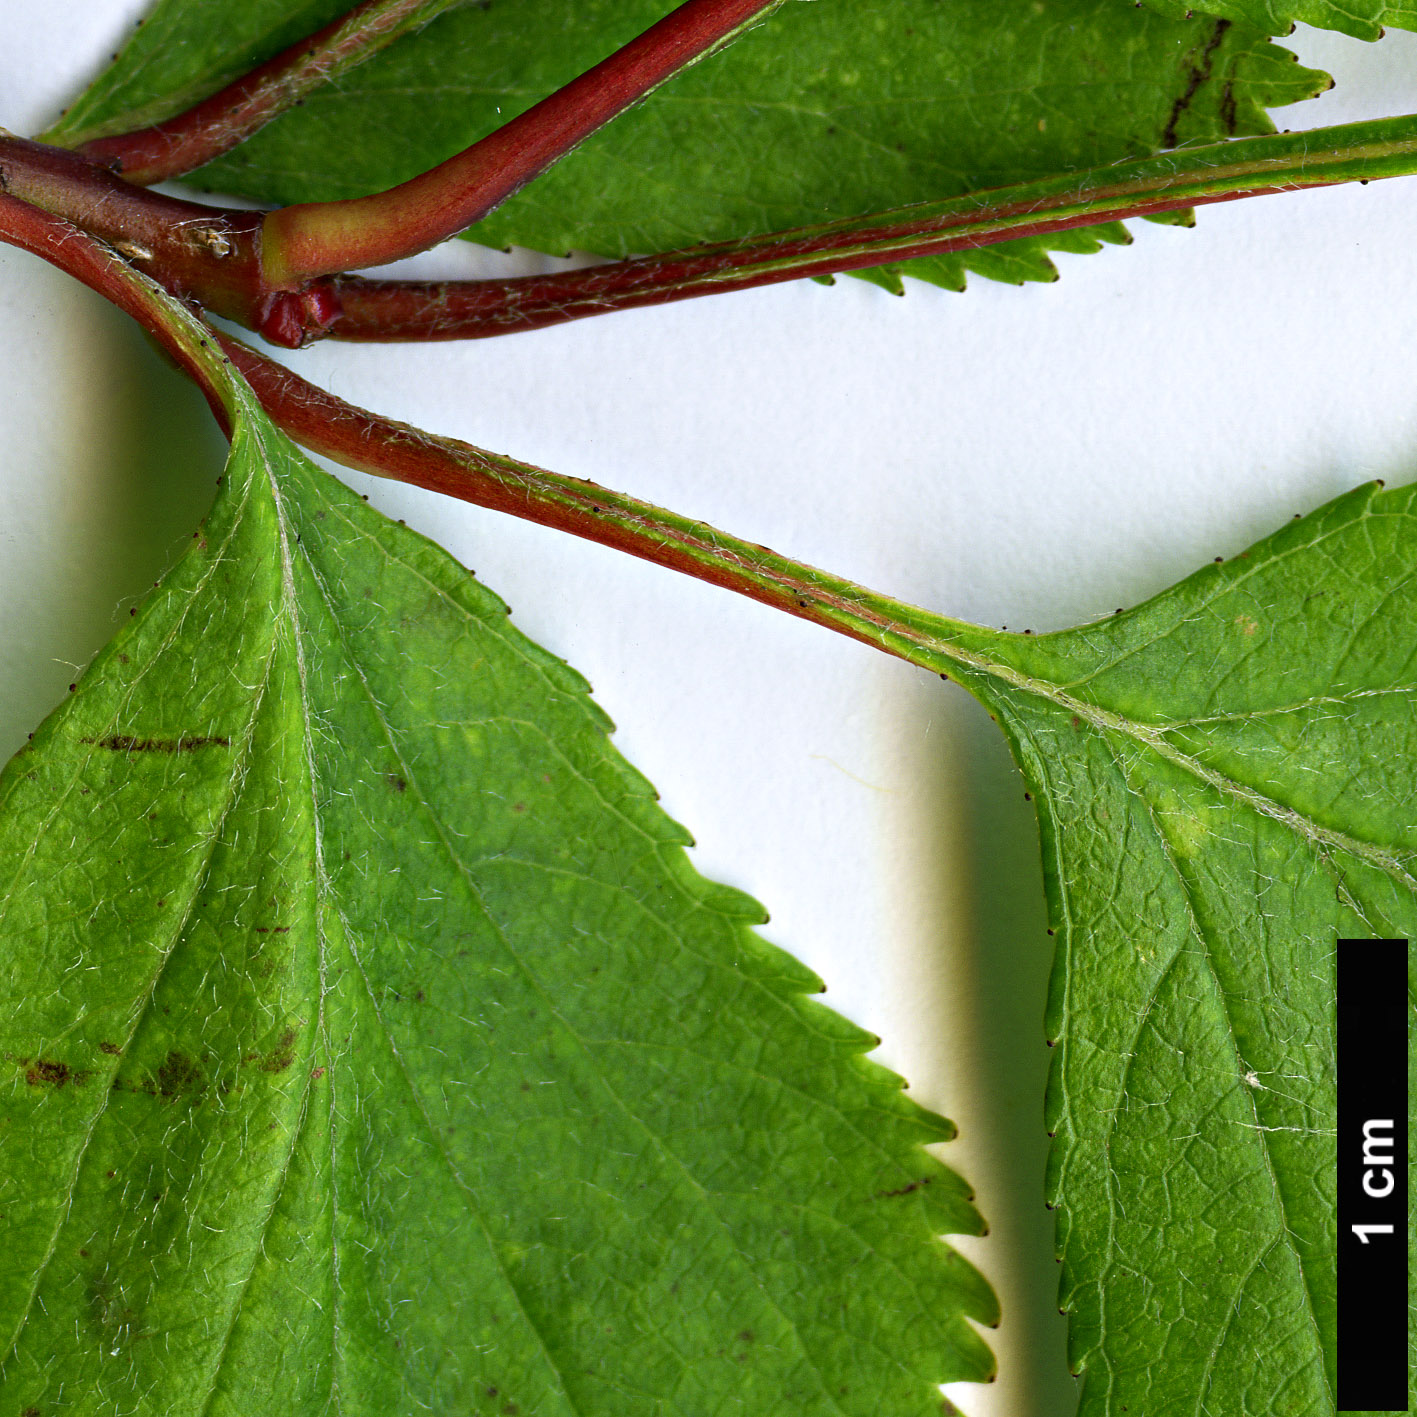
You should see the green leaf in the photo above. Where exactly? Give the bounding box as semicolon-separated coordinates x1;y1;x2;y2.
920;481;1417;1413
44;0;465;140
1137;0;1416;44
0;387;997;1413
50;0;1326;291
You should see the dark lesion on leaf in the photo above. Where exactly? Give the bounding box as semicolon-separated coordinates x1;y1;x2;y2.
1162;19;1231;150
111;1049;204;1101
259;1026;299;1073
111;1049;218;1103
153;1050;203;1096
242;1025;300;1074
83;733;232;753
17;1056;92;1088
1220;79;1238;134
875;1176;934;1199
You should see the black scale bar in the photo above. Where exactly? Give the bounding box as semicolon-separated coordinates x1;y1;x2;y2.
1337;938;1410;1412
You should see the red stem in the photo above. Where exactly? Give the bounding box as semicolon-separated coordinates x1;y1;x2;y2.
216;332;943;659
70;0;462;185
0;134;344;349
0;183;950;670
322;193;1250;342
259;0;786;285
0;134;260;305
0;193;237;431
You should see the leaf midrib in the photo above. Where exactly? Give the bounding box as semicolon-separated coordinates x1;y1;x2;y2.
191;419;334;1417
281;468;975;1413
282;507;588;1417
939;639;1415;885
291;577;845;1417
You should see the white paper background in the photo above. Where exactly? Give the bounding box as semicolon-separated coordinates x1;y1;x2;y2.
3;9;1415;1413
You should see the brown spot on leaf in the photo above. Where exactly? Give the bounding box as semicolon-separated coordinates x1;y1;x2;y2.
386;774;407;793
98;1042;121;1056
259;1027;299;1073
1162;20;1230;149
154;1051;202;1098
1220;78;1238;133
85;734;230;753
25;1058;89;1088
876;1176;933;1199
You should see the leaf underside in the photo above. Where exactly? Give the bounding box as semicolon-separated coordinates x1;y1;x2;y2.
52;0;1326;293
928;482;1417;1415
33;3;1417;1412
0;395;996;1415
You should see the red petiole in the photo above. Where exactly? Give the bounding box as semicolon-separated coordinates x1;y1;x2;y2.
258;0;789;285
18;0;1417;350
59;0;465;186
0;191;970;674
5;0;1417;635
21;0;790;345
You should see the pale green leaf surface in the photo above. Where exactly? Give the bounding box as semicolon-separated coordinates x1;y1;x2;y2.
49;0;1326;292
922;482;1417;1414
0;391;997;1415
